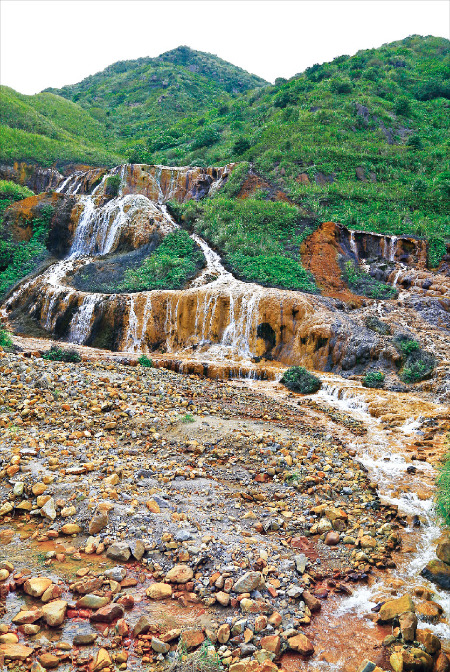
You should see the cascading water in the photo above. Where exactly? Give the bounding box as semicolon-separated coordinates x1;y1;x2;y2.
68;294;99;344
349;230;359;260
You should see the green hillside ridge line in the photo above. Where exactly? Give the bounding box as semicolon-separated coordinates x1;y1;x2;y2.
1;36;449;242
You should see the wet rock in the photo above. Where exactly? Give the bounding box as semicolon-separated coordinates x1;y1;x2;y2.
93;648;111;671
399;611;417;642
436;540;450;565
378;594;415;622
89;603;124;623
12;609;42;624
60;523;81;535
41;497;56;520
165;564;193;583
0;643;34;660
233;571;264;593
357;663;377;672
288;633;314;656
434;653;450;672
24;577;53;598
151;637;170;654
421;560;450;590
73;633;98;645
41;600;67;627
104;567;126;582
133;615;153;636
76;594;110;609
39;653;60;669
416;630;441;655
217;624;230;644
302;590;321;612
260;635;281;655
146;583;172;599
106;542;131;562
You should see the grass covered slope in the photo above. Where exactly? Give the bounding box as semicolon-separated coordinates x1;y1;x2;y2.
45;46;267;147
132;35;449;242
0;86;122;167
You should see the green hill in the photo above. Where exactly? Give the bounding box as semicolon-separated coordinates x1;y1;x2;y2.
131;35;449;240
0;86;122;167
45;46;268;145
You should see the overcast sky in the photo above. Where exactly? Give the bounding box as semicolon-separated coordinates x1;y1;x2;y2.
1;0;449;95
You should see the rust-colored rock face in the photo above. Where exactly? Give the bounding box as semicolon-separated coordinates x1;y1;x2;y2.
3;163;446;384
301;221;362;304
0;162;63;193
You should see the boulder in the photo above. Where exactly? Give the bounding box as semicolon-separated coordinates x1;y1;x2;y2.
378;595;415;622
421;560;450;590
41;600;67;627
0;643;34;660
89;603;124;623
24;577;52;598
287;633;314;656
165;564;193;584
436;540;450;565
146;583;172;600
233;571;264;593
399;611;417;642
106;542;131;563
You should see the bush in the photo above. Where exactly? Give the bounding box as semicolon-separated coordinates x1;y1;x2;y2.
0;326;13;349
330;78;353;94
280;366;321;394
138;354;153;367
363;371;385;388
343;261;398;299
105;174;121;197
436;450;450;527
428;236;446;268
121;229;203;291
233;137;251;155
394;335;420;356
42;345;81;362
393;335;435;383
407;135;423;150
394;97;411;116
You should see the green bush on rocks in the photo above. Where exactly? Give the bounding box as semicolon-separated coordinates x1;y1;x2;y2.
42;346;81;363
280;366;321;394
138;354;153;367
0;326;13;349
363;371;385;389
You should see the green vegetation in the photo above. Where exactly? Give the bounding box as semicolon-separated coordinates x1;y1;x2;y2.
393;334;435;383
280;366;322;393
138;354;153;367
42;345;81;363
174;196;318;292
363;371;385;388
0;180;34;218
428;235;447;268
124;36;448;244
0;86;121;167
181;413;195;424
105;174;122;197
343;260;397;299
0;326;13;349
365;315;391;335
0;203;53;299
120;229;204;291
437;446;450;527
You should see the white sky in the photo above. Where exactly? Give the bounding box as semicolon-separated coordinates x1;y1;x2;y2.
1;0;449;95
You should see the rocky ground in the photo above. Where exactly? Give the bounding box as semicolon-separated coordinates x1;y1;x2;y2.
0;345;449;672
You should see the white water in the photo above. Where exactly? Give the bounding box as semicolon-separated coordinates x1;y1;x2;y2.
349;230;359;260
311;377;449;643
388;235;398;262
68;294;99;344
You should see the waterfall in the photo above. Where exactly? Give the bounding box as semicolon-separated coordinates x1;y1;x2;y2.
56;170;87;195
349;230;359;260
392;268;402;287
68;295;99;344
388;235;398;262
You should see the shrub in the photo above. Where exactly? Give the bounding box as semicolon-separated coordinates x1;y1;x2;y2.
0;326;13;349
105;174;121;197
363;371;385;388
330;78;353;94
394;97;411;116
138;354;153;367
394;335;420;356
400;354;435;383
280;366;321;394
42;345;81;362
428;236;446;268
436;449;450;527
407;135;422;150
343;261;398;300
121;229;203;291
233;137;251;156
